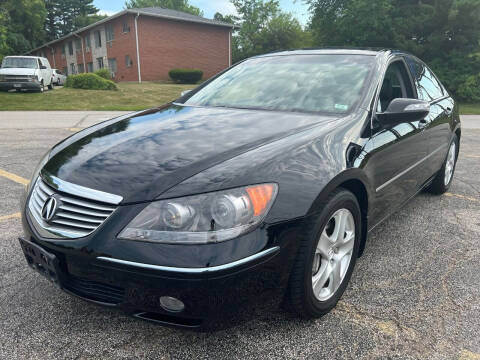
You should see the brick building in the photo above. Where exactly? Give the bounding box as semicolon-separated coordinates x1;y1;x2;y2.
28;7;234;82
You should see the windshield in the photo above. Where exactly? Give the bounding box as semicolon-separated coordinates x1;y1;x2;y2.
1;57;38;69
184;54;375;114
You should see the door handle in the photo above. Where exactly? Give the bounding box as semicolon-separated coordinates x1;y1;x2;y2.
418;119;428;129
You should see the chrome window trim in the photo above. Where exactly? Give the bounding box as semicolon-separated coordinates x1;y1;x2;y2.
376;144;448;192
97;246;280;274
42;171;123;205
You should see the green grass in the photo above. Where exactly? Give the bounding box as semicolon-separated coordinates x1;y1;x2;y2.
459;103;480;115
0;82;195;111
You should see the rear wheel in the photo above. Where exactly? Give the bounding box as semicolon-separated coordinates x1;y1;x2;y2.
286;188;361;318
48;79;54;90
426;134;458;194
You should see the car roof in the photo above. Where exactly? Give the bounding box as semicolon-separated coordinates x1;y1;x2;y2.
255;48;408;57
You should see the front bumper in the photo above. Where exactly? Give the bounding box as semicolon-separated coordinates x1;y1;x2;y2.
0;81;41;91
19;197;303;329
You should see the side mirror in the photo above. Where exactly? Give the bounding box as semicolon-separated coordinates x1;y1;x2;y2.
40;65;47;69
377;98;430;125
180;90;192;97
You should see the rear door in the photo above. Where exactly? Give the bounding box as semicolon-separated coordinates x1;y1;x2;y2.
405;56;452;177
367;58;429;224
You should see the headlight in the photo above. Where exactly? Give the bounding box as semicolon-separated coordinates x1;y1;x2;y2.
27;150;50;192
27;75;38;82
118;183;278;244
0;75;5;82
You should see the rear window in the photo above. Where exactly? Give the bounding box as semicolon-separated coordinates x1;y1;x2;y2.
184;54;375;115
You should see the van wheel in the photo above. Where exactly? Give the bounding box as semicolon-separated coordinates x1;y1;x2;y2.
48;80;54;90
38;80;44;93
286;188;361;318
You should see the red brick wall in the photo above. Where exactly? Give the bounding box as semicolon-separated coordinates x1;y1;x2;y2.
105;14;139;82
136;16;231;82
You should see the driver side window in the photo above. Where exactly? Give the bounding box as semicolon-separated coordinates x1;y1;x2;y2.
377;61;415;112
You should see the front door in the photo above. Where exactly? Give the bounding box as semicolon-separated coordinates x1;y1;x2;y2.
366;59;429;226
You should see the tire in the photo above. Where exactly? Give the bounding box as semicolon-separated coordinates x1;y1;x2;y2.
286;188;361;318
38;80;44;93
48;80;54;90
426;134;458;195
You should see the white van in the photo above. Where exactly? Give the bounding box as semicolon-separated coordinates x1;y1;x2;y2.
0;56;54;93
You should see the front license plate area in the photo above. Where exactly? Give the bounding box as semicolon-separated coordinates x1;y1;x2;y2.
13;84;21;88
19;238;62;286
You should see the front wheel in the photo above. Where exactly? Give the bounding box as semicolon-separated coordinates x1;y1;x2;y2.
426;134;458;194
286;188;361;318
48;80;54;90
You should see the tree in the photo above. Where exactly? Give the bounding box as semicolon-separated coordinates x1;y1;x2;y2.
44;0;99;40
228;0;311;62
305;0;480;101
2;0;46;55
124;0;203;16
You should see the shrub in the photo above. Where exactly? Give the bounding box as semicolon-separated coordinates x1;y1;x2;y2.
457;74;480;103
94;68;111;80
169;68;203;84
65;73;118;91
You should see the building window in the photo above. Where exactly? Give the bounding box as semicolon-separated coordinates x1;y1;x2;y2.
122;21;130;33
87;62;93;73
75;38;82;53
78;63;84;73
125;55;133;68
61;45;65;55
108;58;117;76
97;57;104;69
63;66;68;76
70;63;76;74
68;41;73;56
106;25;114;43
94;30;102;48
85;34;91;49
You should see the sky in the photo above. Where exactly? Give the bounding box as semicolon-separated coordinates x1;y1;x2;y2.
93;0;310;25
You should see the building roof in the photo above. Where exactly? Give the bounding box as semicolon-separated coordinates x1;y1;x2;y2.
28;7;234;54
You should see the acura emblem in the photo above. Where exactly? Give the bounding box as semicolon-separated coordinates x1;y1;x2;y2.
41;196;57;222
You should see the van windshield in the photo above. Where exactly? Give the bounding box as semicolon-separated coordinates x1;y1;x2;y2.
1;57;38;69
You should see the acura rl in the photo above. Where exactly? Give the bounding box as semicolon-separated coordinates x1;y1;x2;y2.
19;49;460;329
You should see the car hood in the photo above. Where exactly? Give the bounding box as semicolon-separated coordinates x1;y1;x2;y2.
43;104;337;203
0;68;37;76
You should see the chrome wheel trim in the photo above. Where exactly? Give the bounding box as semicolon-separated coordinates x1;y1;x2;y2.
444;141;456;186
312;208;355;302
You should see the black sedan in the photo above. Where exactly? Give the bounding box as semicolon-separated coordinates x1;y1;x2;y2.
19;49;460;329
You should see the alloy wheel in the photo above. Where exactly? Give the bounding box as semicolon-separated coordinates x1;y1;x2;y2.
444;141;456;186
311;208;355;301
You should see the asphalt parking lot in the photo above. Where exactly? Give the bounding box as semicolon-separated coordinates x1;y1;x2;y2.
0;112;479;359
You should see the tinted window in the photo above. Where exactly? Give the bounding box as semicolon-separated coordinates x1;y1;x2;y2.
406;57;444;101
184;55;375;114
378;61;414;112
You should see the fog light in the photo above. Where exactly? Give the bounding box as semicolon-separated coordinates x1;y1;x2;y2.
159;296;185;312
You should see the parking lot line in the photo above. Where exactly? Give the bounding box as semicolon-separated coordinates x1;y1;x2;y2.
445;192;479;203
459;350;480;360
0;169;29;186
0;212;20;222
464;155;480;159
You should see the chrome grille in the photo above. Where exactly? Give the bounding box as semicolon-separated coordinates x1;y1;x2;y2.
28;177;118;239
4;75;32;82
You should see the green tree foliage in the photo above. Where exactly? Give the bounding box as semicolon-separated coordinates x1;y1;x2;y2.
223;0;311;63
44;0;99;40
124;0;203;16
305;0;480;101
0;0;46;56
